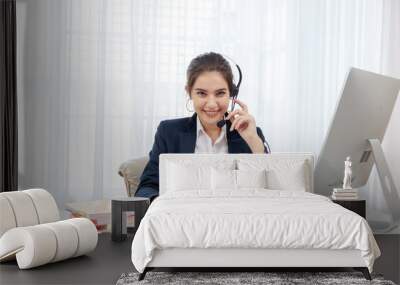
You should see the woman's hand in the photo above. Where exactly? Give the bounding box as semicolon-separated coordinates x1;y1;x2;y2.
225;99;265;153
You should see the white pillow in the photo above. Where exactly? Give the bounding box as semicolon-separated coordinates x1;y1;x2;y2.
237;159;310;192
211;168;237;191
265;162;307;191
236;169;267;189
211;168;268;190
167;162;212;192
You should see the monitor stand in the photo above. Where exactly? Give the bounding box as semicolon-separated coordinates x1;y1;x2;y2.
364;139;400;234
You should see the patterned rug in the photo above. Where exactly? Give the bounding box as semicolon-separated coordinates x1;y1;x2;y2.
116;271;396;285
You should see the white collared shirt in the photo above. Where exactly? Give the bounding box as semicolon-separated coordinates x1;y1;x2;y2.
194;115;228;154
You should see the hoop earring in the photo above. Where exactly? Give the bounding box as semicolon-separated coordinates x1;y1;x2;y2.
186;98;194;112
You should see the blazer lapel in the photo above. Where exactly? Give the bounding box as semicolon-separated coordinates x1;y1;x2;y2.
179;113;197;153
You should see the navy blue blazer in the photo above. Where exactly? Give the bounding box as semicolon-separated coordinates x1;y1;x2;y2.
135;113;269;200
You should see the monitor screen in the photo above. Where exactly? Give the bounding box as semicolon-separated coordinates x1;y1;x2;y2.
314;67;400;231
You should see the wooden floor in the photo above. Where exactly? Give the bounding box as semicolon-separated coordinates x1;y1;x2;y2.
0;233;398;285
0;233;134;285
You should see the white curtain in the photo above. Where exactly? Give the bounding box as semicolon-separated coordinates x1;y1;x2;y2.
17;0;400;227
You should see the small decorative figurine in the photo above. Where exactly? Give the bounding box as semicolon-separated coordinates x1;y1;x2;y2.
342;156;352;189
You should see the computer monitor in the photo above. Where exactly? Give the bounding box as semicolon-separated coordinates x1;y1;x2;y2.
314;67;400;231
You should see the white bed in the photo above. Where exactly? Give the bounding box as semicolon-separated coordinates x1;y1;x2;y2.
131;154;380;280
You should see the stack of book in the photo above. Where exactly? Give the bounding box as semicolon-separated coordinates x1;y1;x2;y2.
331;188;359;200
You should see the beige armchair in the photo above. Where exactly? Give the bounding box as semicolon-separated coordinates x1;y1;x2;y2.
118;156;149;197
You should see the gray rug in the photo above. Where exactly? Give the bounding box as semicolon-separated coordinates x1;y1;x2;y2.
116;271;396;285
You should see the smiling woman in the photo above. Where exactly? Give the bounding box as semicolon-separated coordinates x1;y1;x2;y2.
134;52;270;201
185;53;266;152
189;71;231;144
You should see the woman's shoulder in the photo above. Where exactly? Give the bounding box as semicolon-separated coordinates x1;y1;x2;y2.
158;116;193;132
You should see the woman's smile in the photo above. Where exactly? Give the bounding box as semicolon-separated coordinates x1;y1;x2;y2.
203;109;221;117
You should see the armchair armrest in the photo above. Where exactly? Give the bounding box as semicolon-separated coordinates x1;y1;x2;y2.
118;156;149;197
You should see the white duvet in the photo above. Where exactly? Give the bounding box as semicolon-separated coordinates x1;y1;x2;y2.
131;189;380;273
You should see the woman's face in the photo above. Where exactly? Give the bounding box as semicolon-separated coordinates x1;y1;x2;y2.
187;71;230;128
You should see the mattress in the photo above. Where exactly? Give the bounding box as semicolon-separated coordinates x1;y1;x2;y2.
131;189;380;273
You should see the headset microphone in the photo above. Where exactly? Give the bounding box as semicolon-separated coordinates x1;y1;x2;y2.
216;112;229;128
217;56;243;128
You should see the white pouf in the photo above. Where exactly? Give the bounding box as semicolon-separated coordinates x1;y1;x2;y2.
24;188;60;223
0;189;98;269
0;218;98;269
0;196;17;237
1;191;39;227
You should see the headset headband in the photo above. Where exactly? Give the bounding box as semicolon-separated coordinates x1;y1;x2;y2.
221;54;242;99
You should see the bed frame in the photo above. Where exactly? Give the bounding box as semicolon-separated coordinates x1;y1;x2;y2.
137;154;372;281
138;248;371;280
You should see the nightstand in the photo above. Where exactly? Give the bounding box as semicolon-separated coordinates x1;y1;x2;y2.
111;197;150;242
332;199;366;218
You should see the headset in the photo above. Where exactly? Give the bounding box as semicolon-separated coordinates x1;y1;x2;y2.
216;54;243;128
217;54;271;153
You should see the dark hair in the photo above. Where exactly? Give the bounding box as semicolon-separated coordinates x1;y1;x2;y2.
186;52;234;96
